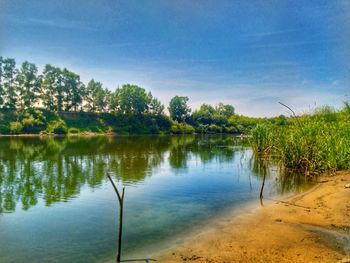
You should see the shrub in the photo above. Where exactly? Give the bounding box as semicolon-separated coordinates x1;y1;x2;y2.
170;121;195;134
47;120;68;135
9;121;23;134
208;124;222;133
224;126;238;134
68;128;80;134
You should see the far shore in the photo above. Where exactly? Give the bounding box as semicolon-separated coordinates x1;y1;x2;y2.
157;171;350;262
0;133;247;137
0;132;118;137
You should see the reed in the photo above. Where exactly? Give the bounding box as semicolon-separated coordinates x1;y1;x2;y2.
250;104;350;175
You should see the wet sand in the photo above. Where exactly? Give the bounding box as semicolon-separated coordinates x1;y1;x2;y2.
157;171;350;262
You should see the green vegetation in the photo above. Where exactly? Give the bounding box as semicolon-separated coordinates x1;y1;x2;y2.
0;57;342;144
0;56;290;135
250;104;350;175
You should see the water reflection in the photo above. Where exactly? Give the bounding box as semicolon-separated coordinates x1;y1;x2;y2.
0;135;250;214
248;153;314;197
0;135;315;263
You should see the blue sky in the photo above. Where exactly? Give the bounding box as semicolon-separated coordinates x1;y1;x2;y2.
1;0;349;116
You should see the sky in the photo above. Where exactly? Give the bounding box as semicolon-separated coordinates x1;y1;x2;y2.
0;0;349;117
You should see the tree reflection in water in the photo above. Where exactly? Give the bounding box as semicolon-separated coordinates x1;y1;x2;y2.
0;135;247;213
0;135;311;214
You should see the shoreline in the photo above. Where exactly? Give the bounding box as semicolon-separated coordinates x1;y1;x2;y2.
0;133;245;138
156;171;350;262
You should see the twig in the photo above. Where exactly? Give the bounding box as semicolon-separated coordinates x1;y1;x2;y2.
107;173;125;263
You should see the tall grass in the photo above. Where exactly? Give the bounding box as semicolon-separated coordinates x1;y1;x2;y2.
250;104;350;175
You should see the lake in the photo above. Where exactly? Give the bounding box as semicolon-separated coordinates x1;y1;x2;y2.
0;135;310;263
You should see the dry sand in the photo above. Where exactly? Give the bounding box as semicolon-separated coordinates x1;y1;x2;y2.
157;171;350;263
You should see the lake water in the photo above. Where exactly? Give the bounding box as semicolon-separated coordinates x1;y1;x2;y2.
0;135;310;263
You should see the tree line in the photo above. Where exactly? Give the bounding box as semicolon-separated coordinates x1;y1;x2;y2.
0;57;166;115
0;57;286;135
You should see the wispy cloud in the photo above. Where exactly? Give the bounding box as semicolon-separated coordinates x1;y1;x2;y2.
249;38;339;49
1;14;94;31
243;28;302;38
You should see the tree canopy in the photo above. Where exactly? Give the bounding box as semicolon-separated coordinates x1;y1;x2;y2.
168;96;191;122
0;57;251;135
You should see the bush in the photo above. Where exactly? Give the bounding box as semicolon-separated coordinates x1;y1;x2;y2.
68;128;80;134
149;125;160;134
47;120;68;135
224;126;238;134
208;124;222;133
170;121;195;134
9;121;23;134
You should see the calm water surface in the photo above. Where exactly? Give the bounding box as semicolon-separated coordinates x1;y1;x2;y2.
0;135;310;263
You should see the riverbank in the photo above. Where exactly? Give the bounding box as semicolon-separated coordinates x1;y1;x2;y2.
157;171;350;262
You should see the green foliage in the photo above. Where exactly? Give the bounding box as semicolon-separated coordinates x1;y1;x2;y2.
170;121;195;134
61;68;85;111
216;103;235;118
192;104;216;125
9;121;23;134
2;58;18;109
148;92;165;115
68;128;80;134
191;103;236;132
46;120;68;135
250;124;273;153
250;105;350;175
168;96;191;122
41;64;63;112
20;111;46;133
0;57;3;107
16;61;41;110
117;84;151;115
85;79;108;112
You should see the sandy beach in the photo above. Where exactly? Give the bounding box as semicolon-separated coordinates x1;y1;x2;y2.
157;171;350;262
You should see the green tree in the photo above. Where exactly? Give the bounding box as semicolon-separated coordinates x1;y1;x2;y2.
99;88;110;112
216;103;235;118
117;84;150;115
41;64;64;112
0;57;4;107
16;61;41;110
168;96;190;122
2;58;18;109
85;79;107;112
192;104;216;125
61;68;84;111
107;89;119;112
148;92;164;115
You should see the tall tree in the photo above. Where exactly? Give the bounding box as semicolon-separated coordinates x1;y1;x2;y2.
16;61;41;110
192;104;216;125
0;57;3;107
61;68;84;111
2;58;18;109
117;84;150;115
148;92;165;115
108;89;120;113
168;96;190;122
85;79;106;112
41;64;64;112
217;103;235;118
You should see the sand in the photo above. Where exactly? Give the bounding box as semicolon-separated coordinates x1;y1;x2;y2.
157;171;350;262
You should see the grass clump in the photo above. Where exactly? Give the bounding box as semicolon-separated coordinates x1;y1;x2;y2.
250;104;350;175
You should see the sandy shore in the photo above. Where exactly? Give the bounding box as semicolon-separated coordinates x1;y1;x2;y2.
157;171;350;262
